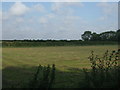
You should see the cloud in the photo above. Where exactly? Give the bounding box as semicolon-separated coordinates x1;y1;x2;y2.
101;0;108;2
51;2;62;12
16;17;24;23
39;17;48;24
97;2;117;15
3;2;45;22
10;2;30;16
46;13;55;19
51;2;83;13
65;2;84;7
62;16;81;24
2;2;117;40
2;2;30;23
33;4;45;12
0;10;2;40
2;12;9;20
0;10;2;20
99;16;107;21
97;2;117;22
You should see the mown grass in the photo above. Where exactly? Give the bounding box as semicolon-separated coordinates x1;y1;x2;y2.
2;45;118;88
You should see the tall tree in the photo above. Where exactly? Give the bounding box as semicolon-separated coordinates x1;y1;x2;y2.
116;29;120;42
81;31;92;41
90;32;101;41
99;31;116;41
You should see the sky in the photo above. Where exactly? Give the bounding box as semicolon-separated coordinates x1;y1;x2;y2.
1;2;118;40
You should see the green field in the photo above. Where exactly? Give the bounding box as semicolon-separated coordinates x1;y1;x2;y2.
2;45;118;88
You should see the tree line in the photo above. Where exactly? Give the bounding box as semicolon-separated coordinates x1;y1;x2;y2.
2;30;119;47
81;29;120;41
2;29;120;42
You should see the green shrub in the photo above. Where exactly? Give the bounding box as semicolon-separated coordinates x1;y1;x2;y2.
29;64;55;88
82;49;120;88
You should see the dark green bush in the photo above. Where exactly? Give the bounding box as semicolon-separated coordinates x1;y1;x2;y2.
29;64;55;88
82;49;120;88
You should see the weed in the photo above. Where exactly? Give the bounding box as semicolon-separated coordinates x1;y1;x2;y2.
29;64;55;88
83;49;120;88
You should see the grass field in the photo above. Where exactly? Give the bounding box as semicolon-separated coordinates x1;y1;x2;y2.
2;45;118;88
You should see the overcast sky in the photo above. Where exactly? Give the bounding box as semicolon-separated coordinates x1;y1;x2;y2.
1;2;118;40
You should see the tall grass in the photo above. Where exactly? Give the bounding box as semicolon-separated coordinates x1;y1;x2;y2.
29;64;55;88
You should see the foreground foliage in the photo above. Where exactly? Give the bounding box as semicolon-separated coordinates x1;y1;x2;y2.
29;64;55;88
82;49;120;88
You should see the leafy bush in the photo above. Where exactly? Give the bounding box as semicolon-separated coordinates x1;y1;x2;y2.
29;64;55;88
82;49;120;88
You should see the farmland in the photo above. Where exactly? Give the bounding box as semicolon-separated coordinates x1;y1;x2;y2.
2;45;118;88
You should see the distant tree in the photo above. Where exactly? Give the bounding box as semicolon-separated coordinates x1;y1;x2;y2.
81;31;92;41
99;31;116;41
116;29;120;42
90;32;101;41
